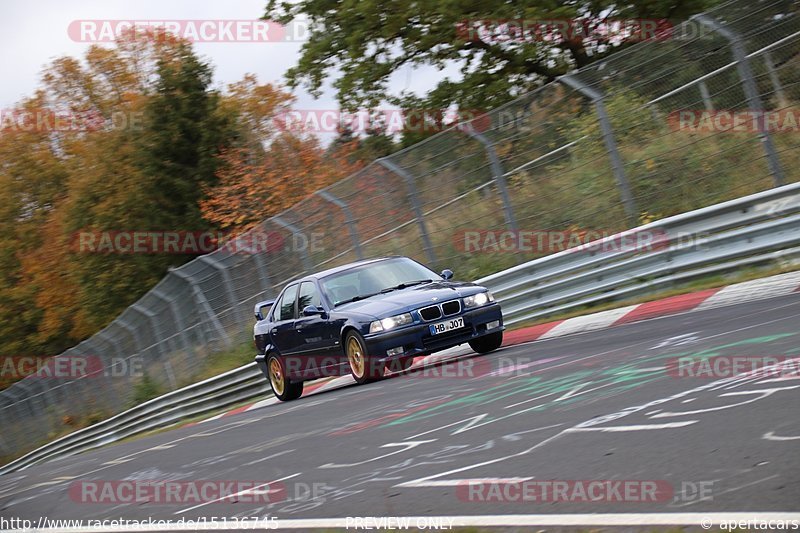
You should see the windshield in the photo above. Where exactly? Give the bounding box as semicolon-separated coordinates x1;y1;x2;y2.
321;257;439;306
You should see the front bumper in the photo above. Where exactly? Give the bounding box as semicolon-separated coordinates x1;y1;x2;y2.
363;302;504;362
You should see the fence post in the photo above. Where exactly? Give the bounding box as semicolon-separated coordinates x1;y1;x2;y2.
559;74;638;225
762;51;788;108
75;339;116;411
117;314;175;389
198;254;248;327
168;269;231;348
316;190;363;260
95;330;130;410
152;288;196;360
96;330;125;361
129;305;177;390
698;80;714;111
11;382;37;419
377;158;437;265
459;125;518;232
250;252;273;296
271;216;314;272
694;14;785;187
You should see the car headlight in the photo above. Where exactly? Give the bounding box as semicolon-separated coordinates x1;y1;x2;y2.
369;312;414;333
463;291;494;308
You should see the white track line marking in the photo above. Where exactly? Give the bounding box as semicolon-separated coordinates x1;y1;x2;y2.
173;472;301;515
763;431;800;441
566;421;698;432
320;440;436;469
241;449;294;466
504;391;559;409
410;477;534;487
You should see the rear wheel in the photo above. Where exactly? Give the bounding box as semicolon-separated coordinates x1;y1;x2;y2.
469;331;503;354
267;353;303;401
345;331;384;384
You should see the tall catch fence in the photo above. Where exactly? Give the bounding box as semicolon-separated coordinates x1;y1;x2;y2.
2;0;799;462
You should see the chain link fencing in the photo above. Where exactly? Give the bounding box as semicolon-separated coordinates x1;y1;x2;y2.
1;0;799;463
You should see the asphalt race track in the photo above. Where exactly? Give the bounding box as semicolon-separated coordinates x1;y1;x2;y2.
2;294;800;529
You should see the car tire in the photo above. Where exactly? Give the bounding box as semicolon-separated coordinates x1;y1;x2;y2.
469;331;503;354
267;353;303;401
345;330;384;384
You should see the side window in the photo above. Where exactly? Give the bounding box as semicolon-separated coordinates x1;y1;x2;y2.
297;281;321;310
277;284;299;321
269;293;284;321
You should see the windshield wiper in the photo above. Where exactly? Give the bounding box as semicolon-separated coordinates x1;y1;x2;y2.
380;279;433;294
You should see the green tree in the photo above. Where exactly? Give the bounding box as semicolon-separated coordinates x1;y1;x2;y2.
66;40;235;328
264;0;719;112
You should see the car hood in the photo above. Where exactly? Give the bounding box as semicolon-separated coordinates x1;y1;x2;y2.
335;281;481;318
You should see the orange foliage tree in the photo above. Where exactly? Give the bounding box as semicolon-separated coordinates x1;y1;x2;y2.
201;77;363;233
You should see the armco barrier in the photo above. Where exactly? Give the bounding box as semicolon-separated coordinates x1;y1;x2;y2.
0;364;265;476
482;182;800;325
2;182;799;475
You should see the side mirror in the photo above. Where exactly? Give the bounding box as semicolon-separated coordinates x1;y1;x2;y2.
441;269;454;280
302;305;325;317
254;299;275;321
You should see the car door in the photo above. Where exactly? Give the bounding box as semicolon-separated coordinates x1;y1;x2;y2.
293;281;340;378
268;284;300;374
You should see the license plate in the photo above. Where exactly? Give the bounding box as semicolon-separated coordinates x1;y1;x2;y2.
429;317;464;335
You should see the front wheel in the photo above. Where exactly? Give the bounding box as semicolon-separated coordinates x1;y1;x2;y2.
469;331;503;354
345;331;385;384
267;353;303;401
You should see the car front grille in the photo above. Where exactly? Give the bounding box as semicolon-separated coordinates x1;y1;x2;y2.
442;300;461;316
419;305;442;321
419;300;461;321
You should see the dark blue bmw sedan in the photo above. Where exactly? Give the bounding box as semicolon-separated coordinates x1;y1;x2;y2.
253;256;504;400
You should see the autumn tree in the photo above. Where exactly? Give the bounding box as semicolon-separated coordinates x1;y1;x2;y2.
1;32;237;355
1;30;367;368
200;77;363;232
0;93;71;356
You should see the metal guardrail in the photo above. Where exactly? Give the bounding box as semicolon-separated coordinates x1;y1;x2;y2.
0;364;265;476
3;182;800;476
478;182;800;325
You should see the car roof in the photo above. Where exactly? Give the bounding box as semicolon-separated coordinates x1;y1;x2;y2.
302;256;402;281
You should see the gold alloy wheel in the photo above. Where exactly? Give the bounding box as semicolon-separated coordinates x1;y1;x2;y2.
347;336;365;378
269;357;285;396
